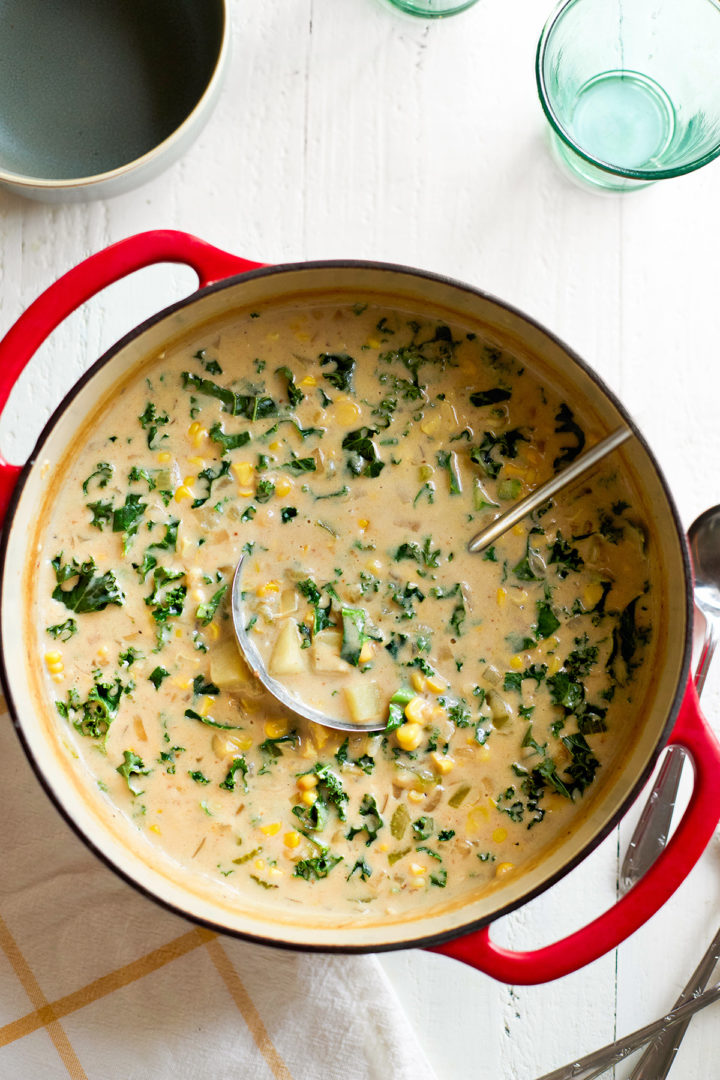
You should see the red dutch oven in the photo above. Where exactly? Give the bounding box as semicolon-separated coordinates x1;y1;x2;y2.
1;230;719;985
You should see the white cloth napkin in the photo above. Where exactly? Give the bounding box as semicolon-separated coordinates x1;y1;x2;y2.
0;698;438;1080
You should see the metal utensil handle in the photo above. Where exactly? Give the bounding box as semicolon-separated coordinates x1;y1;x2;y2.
620;610;719;893
533;980;720;1080
467;427;632;554
619;745;687;893
627;924;720;1080
694;613;720;697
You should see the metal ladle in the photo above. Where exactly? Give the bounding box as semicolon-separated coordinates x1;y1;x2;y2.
231;426;632;732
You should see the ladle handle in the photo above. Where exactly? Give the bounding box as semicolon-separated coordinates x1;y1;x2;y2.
429;677;720;984
467;426;632;554
0;230;262;524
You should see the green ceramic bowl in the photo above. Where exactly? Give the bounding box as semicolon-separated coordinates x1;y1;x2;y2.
0;0;228;201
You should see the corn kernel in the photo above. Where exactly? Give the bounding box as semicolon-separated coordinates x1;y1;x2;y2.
476;744;491;761
157;451;172;464
510;588;529;606
410;876;426;889
47;660;64;673
495;861;515;878
260;822;281;836
396;722;423;751
548;655;562;676
404;697;428;724
232;461;254;487
297;773;318;791
199;696;214;718
512;522;525;535
333;396;362;426
358;641;375;664
409;862;426;876
265;719;288;738
188;422;202;437
44;651;62;665
509;655;524;671
284;831;302;848
174;485;192;502
256;581;281;597
526;446;542;466
275;477;292;497
300;375;317;387
51;673;65;683
191;427;207;448
254;858;266;871
377;842;389;853
496;587;507;607
425;673;447;694
358;518;370;530
300;789;318;806
466;806;489;834
237;488;254;498
420;415;440;436
430;751;455;775
583;582;605;610
269;867;284;879
208;622;220;641
268;440;282;451
173;677;192;690
492;827;508;844
410;671;427;693
365;558;383;574
367;338;381;350
429;705;447;724
149;824;162;835
188;456;205;468
407;790;425;804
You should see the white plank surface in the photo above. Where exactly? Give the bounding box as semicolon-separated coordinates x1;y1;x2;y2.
1;1;720;1077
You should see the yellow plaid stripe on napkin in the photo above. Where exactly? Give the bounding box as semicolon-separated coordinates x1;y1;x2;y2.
0;698;437;1080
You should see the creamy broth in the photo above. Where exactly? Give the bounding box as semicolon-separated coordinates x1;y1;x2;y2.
31;300;654;919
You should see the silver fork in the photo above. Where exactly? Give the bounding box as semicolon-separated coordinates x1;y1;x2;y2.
626;924;720;1079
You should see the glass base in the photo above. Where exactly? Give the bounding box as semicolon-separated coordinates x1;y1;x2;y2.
547;69;677;192
381;0;480;16
548;132;655;193
572;70;675;170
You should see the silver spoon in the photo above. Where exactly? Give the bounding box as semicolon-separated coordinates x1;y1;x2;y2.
231;426;632;732
620;504;720;893
231;557;387;733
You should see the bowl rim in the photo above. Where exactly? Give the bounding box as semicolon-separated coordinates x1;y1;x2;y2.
0;0;229;191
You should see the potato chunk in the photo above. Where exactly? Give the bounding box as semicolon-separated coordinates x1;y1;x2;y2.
210;638;251;691
344;680;382;725
311;630;351;674
268;618;308;676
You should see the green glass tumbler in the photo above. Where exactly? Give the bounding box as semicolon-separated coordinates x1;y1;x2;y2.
536;0;720;192
383;0;480;17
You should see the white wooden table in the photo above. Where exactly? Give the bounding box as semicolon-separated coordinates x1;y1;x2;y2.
1;2;719;1076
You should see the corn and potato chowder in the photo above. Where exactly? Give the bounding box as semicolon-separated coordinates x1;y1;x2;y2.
33;300;653;919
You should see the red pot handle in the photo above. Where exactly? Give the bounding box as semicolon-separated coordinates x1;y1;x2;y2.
429;677;720;984
0;230;262;524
